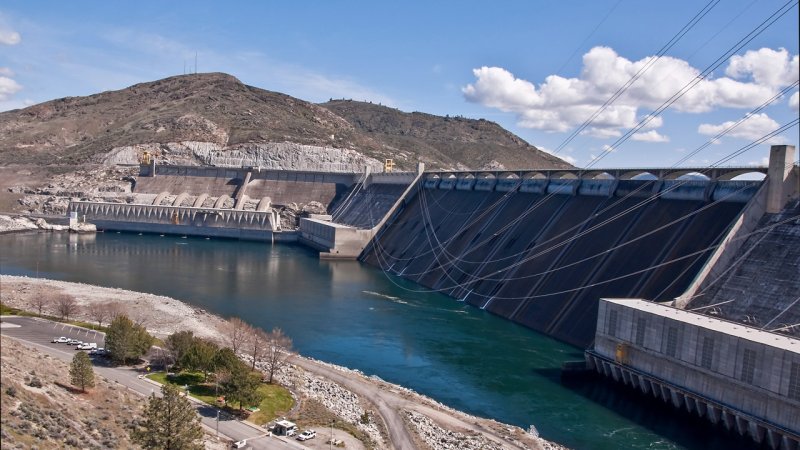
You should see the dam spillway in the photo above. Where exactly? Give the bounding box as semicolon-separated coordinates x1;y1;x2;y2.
359;176;762;348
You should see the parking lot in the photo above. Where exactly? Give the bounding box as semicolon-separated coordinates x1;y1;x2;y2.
4;316;106;353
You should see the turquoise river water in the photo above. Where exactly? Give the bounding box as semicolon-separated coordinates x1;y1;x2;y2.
0;232;755;450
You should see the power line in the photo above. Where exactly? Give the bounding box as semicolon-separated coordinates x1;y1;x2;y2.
552;0;722;155
585;0;798;169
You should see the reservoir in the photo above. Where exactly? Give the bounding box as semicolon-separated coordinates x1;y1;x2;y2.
0;231;753;450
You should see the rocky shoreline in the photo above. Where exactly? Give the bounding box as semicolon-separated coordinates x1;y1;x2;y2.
0;214;97;234
0;274;565;450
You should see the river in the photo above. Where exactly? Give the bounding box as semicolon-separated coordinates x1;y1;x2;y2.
0;231;753;450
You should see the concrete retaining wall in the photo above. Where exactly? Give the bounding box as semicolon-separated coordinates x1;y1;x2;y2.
590;299;800;448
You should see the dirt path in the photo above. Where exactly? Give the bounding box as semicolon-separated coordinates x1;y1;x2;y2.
290;357;552;450
290;356;417;450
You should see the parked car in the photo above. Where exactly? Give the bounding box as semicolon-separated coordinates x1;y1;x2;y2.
296;430;316;441
52;337;69;343
68;339;80;345
231;439;247;448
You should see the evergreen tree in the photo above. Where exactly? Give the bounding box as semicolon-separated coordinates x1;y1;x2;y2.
106;315;154;365
214;347;244;373
221;364;264;411
165;330;195;369
180;338;218;377
69;352;94;392
132;384;203;450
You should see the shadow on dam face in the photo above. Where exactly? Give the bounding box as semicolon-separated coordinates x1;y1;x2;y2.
555;373;771;450
361;180;757;348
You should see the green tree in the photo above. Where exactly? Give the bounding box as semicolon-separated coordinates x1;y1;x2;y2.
166;330;195;370
132;384;203;450
69;352;94;392
221;365;264;411
180;338;218;377
105;315;154;365
214;347;244;373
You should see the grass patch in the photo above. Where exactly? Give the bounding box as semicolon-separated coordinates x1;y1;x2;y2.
247;383;294;425
147;371;295;423
146;372;218;405
66;320;109;333
0;303;33;316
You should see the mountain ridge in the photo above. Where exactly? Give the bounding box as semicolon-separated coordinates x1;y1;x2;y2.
0;72;572;171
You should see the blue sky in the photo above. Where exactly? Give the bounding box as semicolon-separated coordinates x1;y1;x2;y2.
0;1;797;168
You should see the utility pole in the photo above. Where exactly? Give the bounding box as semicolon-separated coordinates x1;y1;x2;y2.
215;373;220;438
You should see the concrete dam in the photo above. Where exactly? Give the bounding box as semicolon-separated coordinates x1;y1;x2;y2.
359;171;763;348
63;145;798;448
68;154;788;350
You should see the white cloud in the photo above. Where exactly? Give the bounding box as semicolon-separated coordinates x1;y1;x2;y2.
632;130;670;142
0;27;20;45
463;46;798;138
726;48;799;88
536;145;577;166
0;67;13;76
790;91;799;111
0;76;22;101
697;113;779;141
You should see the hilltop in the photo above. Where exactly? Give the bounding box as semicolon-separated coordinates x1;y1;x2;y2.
320;100;569;170
0;72;570;171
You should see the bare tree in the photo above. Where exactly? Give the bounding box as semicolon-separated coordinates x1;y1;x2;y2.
88;302;112;328
105;302;125;321
31;295;50;316
222;317;248;356
263;327;292;383
55;294;77;321
245;326;269;371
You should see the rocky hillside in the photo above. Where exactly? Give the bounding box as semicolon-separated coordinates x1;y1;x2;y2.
321;100;570;170
0;335;144;449
0;73;570;171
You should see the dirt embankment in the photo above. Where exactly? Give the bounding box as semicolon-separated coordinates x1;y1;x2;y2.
0;276;225;340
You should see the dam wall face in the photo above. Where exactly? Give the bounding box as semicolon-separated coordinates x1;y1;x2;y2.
360;178;760;348
135;165;358;207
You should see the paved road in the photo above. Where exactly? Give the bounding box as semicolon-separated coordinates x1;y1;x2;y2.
0;316;307;450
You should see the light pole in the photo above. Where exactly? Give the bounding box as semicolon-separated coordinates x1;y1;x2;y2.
215;373;220;438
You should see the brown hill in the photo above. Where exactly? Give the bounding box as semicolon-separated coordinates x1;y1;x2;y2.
320;100;570;170
0;72;570;170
